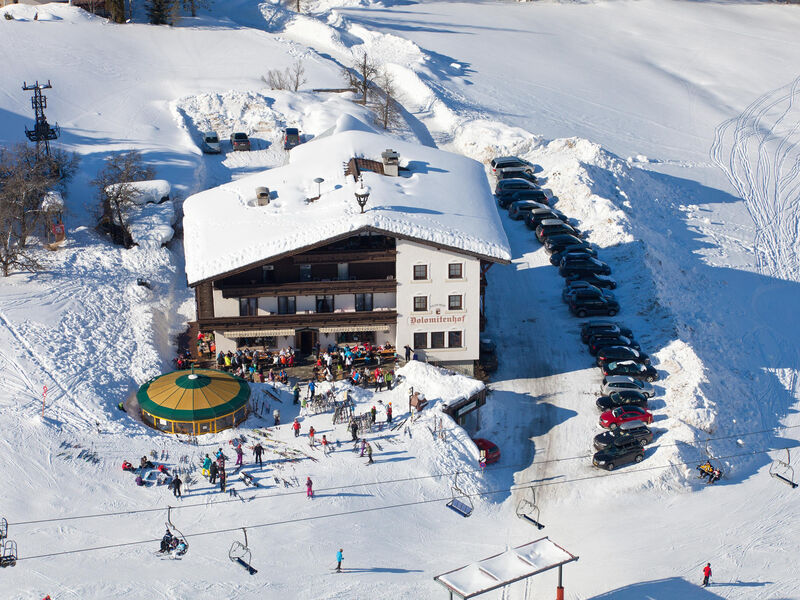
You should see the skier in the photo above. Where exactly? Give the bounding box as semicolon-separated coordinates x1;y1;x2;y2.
708;468;722;485
370;406;377;424
219;469;227;493
360;438;367;457
253;443;264;468
201;454;212;477
306;476;313;499
386;403;392;424
308;380;316;399
385;370;393;390
350;419;359;442
171;475;182;498
209;460;219;484
702;563;712;587
273;408;280;426
235;444;244;467
309;426;316;447
293;418;301;438
293;383;300;405
366;442;374;464
159;529;174;553
321;435;330;456
336;548;344;572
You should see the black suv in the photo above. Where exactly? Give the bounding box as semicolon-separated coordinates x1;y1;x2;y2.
550;246;597;266
595;390;649;411
544;234;585;254
602;360;659;382
495;179;538;205
596;346;650;368
594;421;654;450
588;334;640;355
592;439;645;470
581;321;634;344
564;271;617;290
569;296;619;318
536;220;580;242
559;257;611;278
563;285;615;305
525;208;566;230
509;189;550;207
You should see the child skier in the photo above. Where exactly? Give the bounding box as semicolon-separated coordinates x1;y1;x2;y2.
306;476;313;499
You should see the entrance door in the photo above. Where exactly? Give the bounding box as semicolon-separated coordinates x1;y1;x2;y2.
296;330;318;355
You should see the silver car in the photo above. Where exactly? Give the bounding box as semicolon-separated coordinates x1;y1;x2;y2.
200;131;221;154
601;375;655;398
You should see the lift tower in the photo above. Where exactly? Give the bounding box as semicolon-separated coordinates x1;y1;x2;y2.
22;80;60;157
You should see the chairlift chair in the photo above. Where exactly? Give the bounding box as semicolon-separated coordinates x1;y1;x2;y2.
165;506;189;555
445;471;473;518
516;489;545;530
229;528;258;575
0;517;7;541
770;449;798;489
0;540;17;568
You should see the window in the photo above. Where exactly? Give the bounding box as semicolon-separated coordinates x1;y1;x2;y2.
448;263;463;279
337;331;376;344
413;264;428;280
431;332;445;349
448;331;463;348
261;265;275;283
316;295;334;313
299;264;312;281
413;296;428;312
239;297;258;316
413;332;427;349
355;293;373;312
448;294;463;310
277;296;296;315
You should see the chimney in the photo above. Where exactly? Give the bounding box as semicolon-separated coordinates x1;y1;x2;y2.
381;149;399;177
255;186;270;206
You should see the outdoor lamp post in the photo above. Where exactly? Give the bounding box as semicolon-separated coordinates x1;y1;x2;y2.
354;178;370;213
314;177;324;198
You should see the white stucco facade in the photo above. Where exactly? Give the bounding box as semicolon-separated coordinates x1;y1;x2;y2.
395;239;480;368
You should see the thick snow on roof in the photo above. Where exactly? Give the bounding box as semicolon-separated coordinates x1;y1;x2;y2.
105;179;171;206
183;116;510;284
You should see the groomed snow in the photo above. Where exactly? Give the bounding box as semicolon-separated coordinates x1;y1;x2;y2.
183;115;511;284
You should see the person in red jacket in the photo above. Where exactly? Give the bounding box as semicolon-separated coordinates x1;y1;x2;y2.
292;418;301;437
702;563;712;587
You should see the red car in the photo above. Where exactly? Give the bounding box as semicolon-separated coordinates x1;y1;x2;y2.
473;438;500;464
599;405;653;429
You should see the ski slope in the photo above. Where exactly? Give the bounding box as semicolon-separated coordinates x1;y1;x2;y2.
1;1;800;599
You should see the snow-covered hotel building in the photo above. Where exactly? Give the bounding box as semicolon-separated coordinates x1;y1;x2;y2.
183;116;510;375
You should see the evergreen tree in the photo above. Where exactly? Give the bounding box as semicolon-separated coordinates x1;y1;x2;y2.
146;0;176;25
107;0;125;23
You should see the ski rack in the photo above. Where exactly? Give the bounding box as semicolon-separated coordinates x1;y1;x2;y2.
445;471;473;518
769;448;798;489
229;527;257;575
166;506;189;555
516;488;545;530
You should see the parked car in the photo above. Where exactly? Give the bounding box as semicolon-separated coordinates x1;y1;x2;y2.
472;438;501;464
230;132;251;151
496;179;539;206
596;346;650;368
559;256;611;278
524;208;567;230
565;271;617;290
551;246;598;266
508;200;548;220
536;219;581;243
595;390;649;411
283;127;300;150
569;296;620;318
592;439;645;470
544;234;586;254
509;189;551;207
490;156;533;176
581;321;634;344
562;284;614;304
601;375;655;398
200;131;221;154
588;334;640;355
594;420;654;450
479;338;498;373
497;168;537;184
599;405;653;429
602;360;659;382
562;280;604;302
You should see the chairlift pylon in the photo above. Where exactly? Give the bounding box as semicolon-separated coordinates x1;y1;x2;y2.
445;471;473;518
516;488;545;530
229;527;257;575
770;448;798;489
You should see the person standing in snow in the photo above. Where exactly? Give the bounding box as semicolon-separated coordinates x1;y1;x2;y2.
293;418;301;437
404;345;412;362
308;425;316;447
321;435;330;456
366;442;374;464
273;408;280;426
386;403;393;424
253;443;264;468
201;454;212;477
293;383;300;405
209;460;218;484
235;444;244;467
171;474;182;498
370;405;377;424
385;370;393;390
219;469;227;493
308;380;316;399
360;438;367;457
702;563;712;587
350;419;359;442
335;548;344;572
306;476;313;499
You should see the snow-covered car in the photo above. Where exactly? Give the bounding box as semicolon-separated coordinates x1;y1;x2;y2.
594;420;654;450
601;376;654;397
536;219;581;243
200;131;221;154
596;346;650;368
581;321;634;344
508;200;548;220
558;256;611;277
473;438;500;464
599;405;653;429
564;272;617;290
230;132;251;151
593;439;645;470
569;296;619;318
602;360;659;382
551;246;598;266
595;390;649;411
588;334;640;356
524;208;567;230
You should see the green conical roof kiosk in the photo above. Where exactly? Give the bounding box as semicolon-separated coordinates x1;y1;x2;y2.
137;368;251;435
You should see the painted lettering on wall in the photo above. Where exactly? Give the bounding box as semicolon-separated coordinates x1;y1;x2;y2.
408;315;466;325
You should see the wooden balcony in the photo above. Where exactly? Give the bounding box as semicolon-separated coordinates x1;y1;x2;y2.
196;309;398;333
218;277;397;298
293;249;396;264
